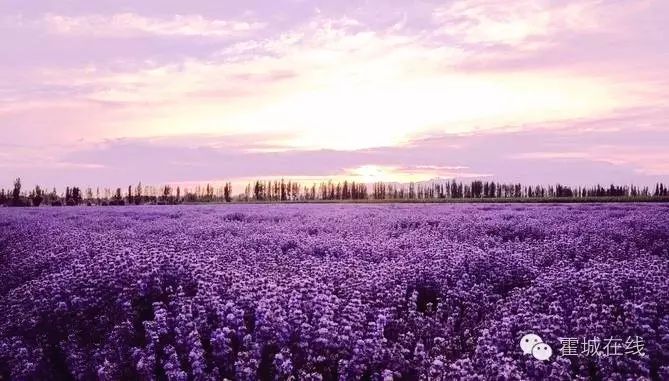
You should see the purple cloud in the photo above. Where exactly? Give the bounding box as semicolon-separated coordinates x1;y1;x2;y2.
2;109;664;190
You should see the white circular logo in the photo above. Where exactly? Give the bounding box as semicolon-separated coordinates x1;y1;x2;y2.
520;333;553;361
520;333;543;355
531;342;553;361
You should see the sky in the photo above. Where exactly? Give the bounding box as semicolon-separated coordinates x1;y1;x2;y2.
1;0;668;190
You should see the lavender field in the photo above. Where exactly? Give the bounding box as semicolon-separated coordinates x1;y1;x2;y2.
1;204;668;380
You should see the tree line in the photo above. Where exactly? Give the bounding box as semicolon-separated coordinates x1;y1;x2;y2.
0;179;233;207
1;178;668;207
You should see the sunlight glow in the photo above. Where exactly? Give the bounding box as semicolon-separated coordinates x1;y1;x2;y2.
116;69;623;151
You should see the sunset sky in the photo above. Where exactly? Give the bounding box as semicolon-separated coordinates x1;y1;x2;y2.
1;0;668;189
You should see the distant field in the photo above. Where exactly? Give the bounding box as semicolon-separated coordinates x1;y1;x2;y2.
1;204;668;380
186;196;669;204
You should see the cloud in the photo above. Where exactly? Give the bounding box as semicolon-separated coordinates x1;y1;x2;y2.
4;108;665;189
431;0;669;75
7;13;633;151
432;0;606;49
41;13;265;38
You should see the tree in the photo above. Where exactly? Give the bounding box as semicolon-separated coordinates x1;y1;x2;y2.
85;188;94;205
71;187;82;205
471;180;483;198
12;178;21;206
162;185;172;204
135;182;143;205
244;184;251;201
280;179;287;201
65;187;72;205
205;183;214;201
30;185;44;207
127;185;133;205
253;180;262;201
292;182;300;200
49;187;61;206
112;188;124;205
223;182;232;202
450;180;458;199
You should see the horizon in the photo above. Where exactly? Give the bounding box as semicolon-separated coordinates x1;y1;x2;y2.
4;176;666;201
2;0;668;189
